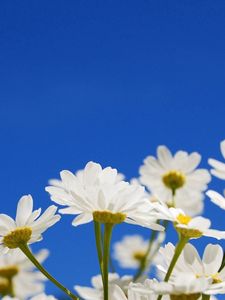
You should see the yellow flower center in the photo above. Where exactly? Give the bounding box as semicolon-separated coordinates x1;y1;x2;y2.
175;215;202;238
0;266;19;279
170;294;201;300
93;211;126;224
133;251;146;261
3;227;32;249
211;273;222;284
162;171;186;191
177;214;192;225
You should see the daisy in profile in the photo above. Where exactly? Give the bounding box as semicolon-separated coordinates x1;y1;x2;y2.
75;273;132;300
152;205;225;240
129;276;210;300
113;233;164;269
0;195;61;253
45;161;163;230
0;248;48;299
139;145;211;216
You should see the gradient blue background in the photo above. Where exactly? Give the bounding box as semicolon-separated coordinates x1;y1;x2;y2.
0;0;225;298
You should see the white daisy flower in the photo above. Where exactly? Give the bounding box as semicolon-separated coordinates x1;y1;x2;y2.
0;248;48;299
152;205;225;240
113;233;165;269
181;243;225;295
157;242;225;296
129;276;209;300
139;145;211;216
74;273;132;300
45;161;163;230
208;140;225;179
0;195;61;253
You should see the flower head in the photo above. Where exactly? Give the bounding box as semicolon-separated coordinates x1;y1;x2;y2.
139;146;211;216
45;162;163;230
157;242;225;296
152;205;225;240
0;248;48;299
129;276;209;300
0;195;61;253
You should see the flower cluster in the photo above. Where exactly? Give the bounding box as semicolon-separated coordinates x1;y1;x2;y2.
1;142;225;300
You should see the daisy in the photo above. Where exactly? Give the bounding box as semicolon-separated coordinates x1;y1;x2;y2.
129;276;210;300
45;161;163;230
152;206;225;240
139;145;211;216
0;248;48;299
181;243;225;295
113;233;165;269
0;195;61;253
208;140;225;179
157;242;225;296
74;273;132;300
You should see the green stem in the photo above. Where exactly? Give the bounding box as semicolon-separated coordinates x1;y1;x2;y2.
157;236;189;300
133;230;157;281
94;221;103;278
19;244;78;300
103;224;113;300
202;295;210;300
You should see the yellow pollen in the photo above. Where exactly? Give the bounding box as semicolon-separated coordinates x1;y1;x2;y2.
162;170;186;191
0;266;19;278
211;273;222;284
177;214;192;225
93;211;126;224
3;227;32;249
133;251;146;261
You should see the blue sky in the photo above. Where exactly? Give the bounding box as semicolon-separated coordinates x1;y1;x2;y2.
0;0;225;297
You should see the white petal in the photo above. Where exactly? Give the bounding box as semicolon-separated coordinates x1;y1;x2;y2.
72;213;93;226
0;214;15;230
206;190;225;210
157;145;172;168
16;195;33;226
203;244;223;274
220;140;225;159
208;158;225;172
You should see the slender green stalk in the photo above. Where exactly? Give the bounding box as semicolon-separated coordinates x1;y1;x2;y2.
157;236;189;300
103;224;113;300
94;221;103;277
202;295;210;300
133;229;157;281
19;244;78;300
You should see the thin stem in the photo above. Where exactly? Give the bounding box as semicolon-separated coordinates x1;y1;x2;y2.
103;223;113;300
157;236;189;300
133;230;157;281
19;244;78;300
94;221;103;277
202;295;210;300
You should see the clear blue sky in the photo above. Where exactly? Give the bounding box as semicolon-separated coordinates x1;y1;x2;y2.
0;0;225;297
